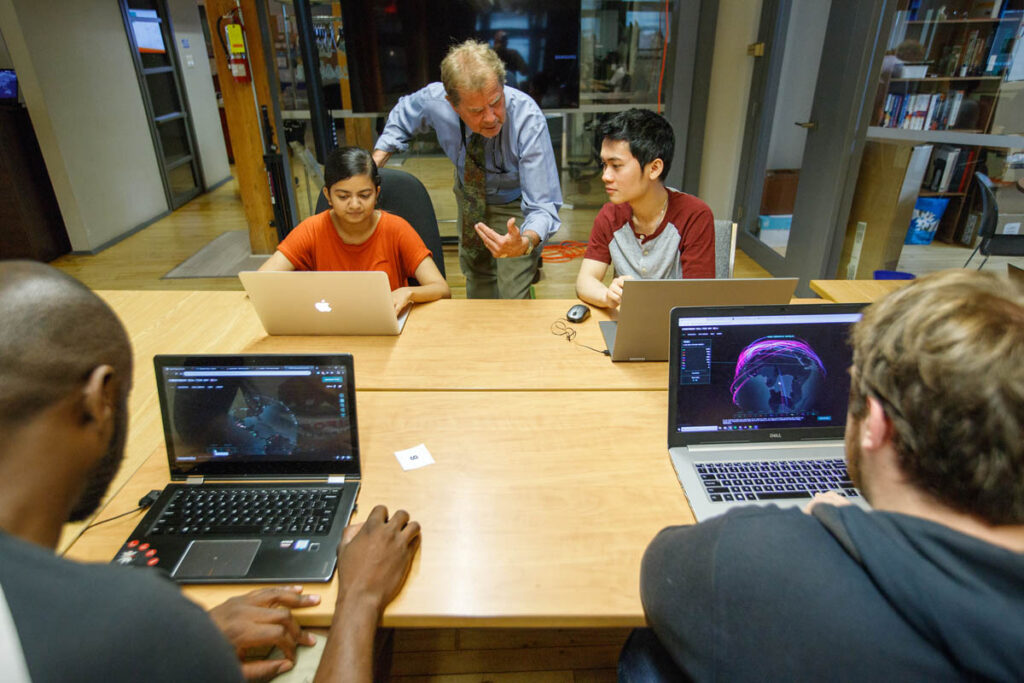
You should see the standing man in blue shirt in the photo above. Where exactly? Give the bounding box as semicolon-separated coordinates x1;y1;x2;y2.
372;40;562;299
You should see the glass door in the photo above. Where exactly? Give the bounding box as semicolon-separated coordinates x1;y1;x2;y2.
121;0;204;209
733;0;897;292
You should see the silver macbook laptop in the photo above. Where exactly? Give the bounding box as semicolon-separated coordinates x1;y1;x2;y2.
666;303;870;521
239;270;410;335
112;354;361;583
600;278;798;361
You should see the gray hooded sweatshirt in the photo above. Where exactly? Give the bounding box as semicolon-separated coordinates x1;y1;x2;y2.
640;504;1024;681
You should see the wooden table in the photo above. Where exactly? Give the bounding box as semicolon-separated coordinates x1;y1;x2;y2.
59;294;664;552
62;292;691;626
809;279;910;303
64;390;690;627
66;290;834;624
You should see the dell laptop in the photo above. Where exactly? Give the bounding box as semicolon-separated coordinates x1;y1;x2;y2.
112;354;361;583
600;278;798;362
667;303;870;522
239;270;410;335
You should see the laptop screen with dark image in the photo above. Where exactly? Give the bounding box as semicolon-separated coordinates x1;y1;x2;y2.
155;355;361;478
670;308;863;444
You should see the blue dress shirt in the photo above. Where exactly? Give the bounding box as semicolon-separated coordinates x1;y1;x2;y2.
375;83;562;242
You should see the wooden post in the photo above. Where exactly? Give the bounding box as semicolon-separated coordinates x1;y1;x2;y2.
205;0;278;254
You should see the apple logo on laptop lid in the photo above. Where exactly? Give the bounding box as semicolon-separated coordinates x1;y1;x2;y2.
315;299;332;313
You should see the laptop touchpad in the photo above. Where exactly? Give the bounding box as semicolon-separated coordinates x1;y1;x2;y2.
172;539;260;579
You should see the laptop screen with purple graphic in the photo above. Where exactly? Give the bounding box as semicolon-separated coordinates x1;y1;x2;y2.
671;308;863;444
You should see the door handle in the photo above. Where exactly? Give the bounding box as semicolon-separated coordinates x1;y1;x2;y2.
794;121;817;129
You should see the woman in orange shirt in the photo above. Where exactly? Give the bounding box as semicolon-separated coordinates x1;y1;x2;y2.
260;146;450;313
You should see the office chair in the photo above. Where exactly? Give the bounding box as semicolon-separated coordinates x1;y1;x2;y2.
315;167;446;282
618;628;689;682
963;172;1024;269
713;219;738;279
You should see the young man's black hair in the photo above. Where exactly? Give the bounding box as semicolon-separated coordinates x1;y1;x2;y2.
599;109;675;180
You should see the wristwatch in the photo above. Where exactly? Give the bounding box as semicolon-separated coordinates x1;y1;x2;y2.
522;233;536;256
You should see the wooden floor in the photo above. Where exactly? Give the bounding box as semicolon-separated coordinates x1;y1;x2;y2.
50;160;769;682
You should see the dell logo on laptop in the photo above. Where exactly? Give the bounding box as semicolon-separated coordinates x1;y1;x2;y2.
769;432;783;439
314;299;332;313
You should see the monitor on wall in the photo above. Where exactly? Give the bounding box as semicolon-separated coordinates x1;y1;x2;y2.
340;0;580;113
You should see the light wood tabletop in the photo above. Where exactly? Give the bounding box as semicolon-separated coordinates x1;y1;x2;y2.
60;293;662;553
67;289;841;618
809;279;910;303
64;390;690;627
97;291;665;391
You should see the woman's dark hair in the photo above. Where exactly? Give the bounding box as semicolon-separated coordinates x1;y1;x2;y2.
324;146;380;190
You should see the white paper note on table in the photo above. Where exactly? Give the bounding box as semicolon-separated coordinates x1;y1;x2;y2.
395;443;435;471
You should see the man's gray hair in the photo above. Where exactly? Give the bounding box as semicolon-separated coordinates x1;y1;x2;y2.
440;39;506;105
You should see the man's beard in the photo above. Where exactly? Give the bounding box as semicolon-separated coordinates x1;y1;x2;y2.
68;400;128;523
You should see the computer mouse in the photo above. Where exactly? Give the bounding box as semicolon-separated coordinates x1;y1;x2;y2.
566;303;591;323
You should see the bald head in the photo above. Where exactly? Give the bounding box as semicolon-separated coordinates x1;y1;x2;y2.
0;261;132;430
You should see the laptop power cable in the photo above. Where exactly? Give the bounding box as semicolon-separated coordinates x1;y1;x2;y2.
82;490;162;533
550;318;610;355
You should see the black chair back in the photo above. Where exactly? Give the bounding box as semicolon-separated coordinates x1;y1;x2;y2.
964;172;1024;268
314;167;446;282
975;172;998;244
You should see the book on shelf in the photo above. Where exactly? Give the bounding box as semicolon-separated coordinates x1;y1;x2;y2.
888;10;910;51
946;45;963;77
960;30;981;76
957;210;983;246
929;146;961;193
953;148;979;194
946;90;965;129
926;157;946;191
985;11;1023;75
923;93;941;130
879;90;970;131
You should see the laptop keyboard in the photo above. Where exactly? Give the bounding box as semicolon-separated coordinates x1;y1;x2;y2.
696;458;860;503
149;487;343;536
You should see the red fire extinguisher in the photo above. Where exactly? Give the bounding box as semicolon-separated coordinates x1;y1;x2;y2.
219;10;250;84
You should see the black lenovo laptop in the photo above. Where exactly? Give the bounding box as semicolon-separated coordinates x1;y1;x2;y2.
112;354;361;583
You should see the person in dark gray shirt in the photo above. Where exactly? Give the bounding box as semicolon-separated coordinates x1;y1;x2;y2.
627;269;1024;681
0;261;421;682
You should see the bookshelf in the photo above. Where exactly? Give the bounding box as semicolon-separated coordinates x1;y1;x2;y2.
872;0;1024;245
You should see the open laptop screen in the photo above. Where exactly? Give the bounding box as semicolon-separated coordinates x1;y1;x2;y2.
669;304;864;446
155;355;360;479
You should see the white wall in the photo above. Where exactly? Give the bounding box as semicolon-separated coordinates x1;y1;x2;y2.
764;0;830;170
697;0;763;220
0;0;167;252
167;0;230;187
0;0;230;252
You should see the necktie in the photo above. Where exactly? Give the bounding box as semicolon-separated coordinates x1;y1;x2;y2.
462;133;487;256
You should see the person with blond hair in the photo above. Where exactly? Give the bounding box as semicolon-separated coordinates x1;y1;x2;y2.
625;269;1024;681
373;39;561;299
